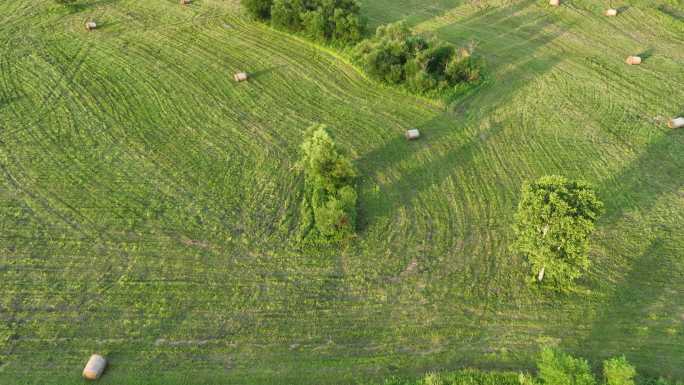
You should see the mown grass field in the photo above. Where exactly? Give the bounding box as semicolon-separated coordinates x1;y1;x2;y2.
0;0;682;384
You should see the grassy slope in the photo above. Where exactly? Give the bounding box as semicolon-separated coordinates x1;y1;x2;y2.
0;0;682;384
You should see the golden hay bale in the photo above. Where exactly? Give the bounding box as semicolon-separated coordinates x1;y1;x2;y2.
625;56;642;65
549;0;560;6
405;129;420;140
85;21;97;31
668;117;684;129
234;72;249;82
537;267;545;282
605;8;618;16
82;354;107;380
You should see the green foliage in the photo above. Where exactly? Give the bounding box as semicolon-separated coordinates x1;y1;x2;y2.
537;348;596;385
353;21;482;94
241;0;274;20
603;356;636;385
512;175;604;290
269;0;365;44
299;125;357;241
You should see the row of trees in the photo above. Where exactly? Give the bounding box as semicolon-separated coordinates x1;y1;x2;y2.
242;0;365;45
353;22;482;93
241;0;483;94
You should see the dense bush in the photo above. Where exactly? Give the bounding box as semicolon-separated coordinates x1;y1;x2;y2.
537;348;596;385
298;125;357;241
369;350;679;385
353;22;482;93
242;0;273;20
512;175;603;290
242;0;365;44
603;356;637;385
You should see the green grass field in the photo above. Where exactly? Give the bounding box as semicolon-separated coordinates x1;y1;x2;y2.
0;0;683;384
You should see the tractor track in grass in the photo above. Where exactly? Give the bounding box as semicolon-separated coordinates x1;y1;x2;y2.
1;0;683;383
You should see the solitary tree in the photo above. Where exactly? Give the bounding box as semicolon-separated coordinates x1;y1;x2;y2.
299;125;357;241
513;175;603;290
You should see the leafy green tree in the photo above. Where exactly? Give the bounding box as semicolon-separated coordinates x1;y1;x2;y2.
603;356;636;385
271;0;305;31
273;0;364;44
512;175;603;290
241;0;274;20
299;125;357;241
537;348;596;385
353;21;481;93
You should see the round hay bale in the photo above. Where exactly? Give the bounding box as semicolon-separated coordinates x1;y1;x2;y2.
605;8;618;16
85;21;97;31
234;72;249;82
625;56;642;65
549;0;560;6
668;117;684;129
82;354;107;380
405;129;420;140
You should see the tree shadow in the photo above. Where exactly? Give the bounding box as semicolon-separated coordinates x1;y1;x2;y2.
577;239;684;378
363;0;467;30
571;129;684;376
657;4;684;21
597;130;683;226
63;0;121;14
357;0;568;229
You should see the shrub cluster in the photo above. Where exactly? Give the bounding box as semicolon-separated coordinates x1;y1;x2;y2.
298;125;357;241
241;0;365;44
378;349;656;385
353;22;482;94
512;175;603;290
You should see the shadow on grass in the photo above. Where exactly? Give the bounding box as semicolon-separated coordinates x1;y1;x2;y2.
363;0;467;30
358;0;568;229
598;130;683;225
571;129;684;375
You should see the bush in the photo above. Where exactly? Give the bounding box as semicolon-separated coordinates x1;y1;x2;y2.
242;0;274;20
537;348;596;385
299;125;357;241
512;175;603;290
603;356;636;385
263;0;365;44
353;21;482;93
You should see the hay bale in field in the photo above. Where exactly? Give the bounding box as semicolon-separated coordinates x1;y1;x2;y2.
605;8;618;16
669;117;684;129
405;129;420;140
625;56;642;65
82;354;107;380
537;267;545;282
85;21;97;31
234;72;249;82
549;0;560;6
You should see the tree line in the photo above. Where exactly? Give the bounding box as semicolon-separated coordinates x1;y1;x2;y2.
241;0;483;94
